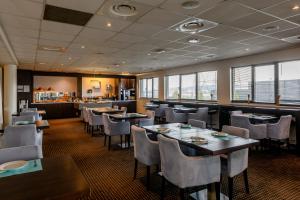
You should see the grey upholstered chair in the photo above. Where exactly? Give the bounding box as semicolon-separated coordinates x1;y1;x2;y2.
82;107;89;132
154;104;168;122
102;114;130;150
22;107;38;112
231;115;267;140
188;119;206;129
87;109;104;136
165;108;187;123
132;125;160;190
158;134;221;200
267;115;292;148
221;125;250;200
20;111;42;121
12;115;35;125
0;145;43;164
230;110;243;116
188;107;208;123
3;124;43;156
138;110;155;127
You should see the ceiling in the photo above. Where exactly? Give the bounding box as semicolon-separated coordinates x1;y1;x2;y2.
0;0;300;74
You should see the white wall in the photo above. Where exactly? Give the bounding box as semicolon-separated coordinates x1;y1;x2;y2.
136;46;300;112
33;76;77;93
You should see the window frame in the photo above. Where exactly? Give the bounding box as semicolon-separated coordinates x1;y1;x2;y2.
139;77;159;99
197;70;218;101
165;75;181;100
231;60;300;106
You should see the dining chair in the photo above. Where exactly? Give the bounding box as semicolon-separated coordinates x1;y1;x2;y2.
154;104;168;122
158;134;221;200
231;115;267;141
12;115;35;125
138;110;155;127
3;124;43;156
188;119;206;129
20;111;42;121
267;115;292;149
0;145;43;164
102;114;130;150
230;110;243;116
131;125;160;190
221;125;250;200
165;108;187;123
22;107;38;112
188;107;208;123
87;109;104;136
82;107;89;133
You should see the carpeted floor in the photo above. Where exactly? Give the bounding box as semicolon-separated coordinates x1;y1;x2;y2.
43;118;300;200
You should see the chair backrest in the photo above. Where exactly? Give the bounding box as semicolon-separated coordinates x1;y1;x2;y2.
146;110;155;119
113;105;119;109
174;105;183;108
188;119;206;129
222;125;249;177
231;115;250;129
22;107;38;112
4;124;37;148
121;107;127;113
0;145;43;164
82;107;89;123
131;125;160;166
154;104;168;117
197;107;209;122
102;114;111;135
231;110;243;116
20;111;41;121
12;115;35;125
268;115;292;139
165;107;175;123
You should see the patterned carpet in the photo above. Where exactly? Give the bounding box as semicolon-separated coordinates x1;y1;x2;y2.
43;118;300;200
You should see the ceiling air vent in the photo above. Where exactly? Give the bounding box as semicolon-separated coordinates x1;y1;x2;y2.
110;3;137;17
151;48;166;54
181;0;200;9
170;18;218;34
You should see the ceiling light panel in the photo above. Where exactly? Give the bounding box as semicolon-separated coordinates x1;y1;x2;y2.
234;0;284;10
170;17;218;34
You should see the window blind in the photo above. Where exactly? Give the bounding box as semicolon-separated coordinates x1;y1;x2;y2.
254;65;275;103
232;66;252;101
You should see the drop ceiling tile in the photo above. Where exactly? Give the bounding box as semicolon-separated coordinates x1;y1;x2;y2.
221;31;260;42
87;15;133;32
225;12;278;29
286;14;300;25
234;0;284;10
201;24;239;38
198;1;255;24
167;49;191;56
122;22;163;37
0;0;43;19
47;0;104;13
240;36;284;45
160;42;191;50
248;20;298;36
125;43;158;52
160;0;223;17
102;40;133;49
98;0;153;22
263;0;300;18
79;27;116;40
9;36;38;45
4;27;39;39
185;52;209;57
182;45;213;52
138;8;187;28
0;13;40;30
201;39;248;49
39;39;70;48
152;29;189;41
40;31;76;42
111;33;146;43
134;0;165;6
269;27;300;39
41;20;83;35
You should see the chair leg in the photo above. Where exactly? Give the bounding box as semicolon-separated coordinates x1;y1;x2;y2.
127;135;131;149
228;177;233;200
215;182;220;200
133;159;138;180
104;135;107;146
180;188;185;200
91;126;94;136
243;169;250;194
286;139;290;150
120;135;123;148
160;176;165;200
146;166;150;190
108;136;111;151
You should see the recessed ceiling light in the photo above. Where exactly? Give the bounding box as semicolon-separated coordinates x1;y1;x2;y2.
263;26;279;32
292;5;299;10
188;38;200;44
107;22;112;27
81;45;85;49
60;64;64;66
245;48;250;51
147;53;151;56
181;0;200;9
110;3;137;17
173;18;218;34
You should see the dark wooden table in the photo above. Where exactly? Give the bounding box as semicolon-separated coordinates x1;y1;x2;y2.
0;155;90;200
91;107;122;115
243;113;278;123
173;107;198;113
143;123;259;155
35;120;50;130
144;104;159;110
109;113;148;120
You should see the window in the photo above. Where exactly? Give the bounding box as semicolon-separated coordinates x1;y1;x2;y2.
181;74;196;99
166;75;180;99
140;79;147;98
254;65;275;103
147;79;153;98
153;78;159;98
279;61;300;104
232;66;252;101
139;77;159;98
198;71;217;100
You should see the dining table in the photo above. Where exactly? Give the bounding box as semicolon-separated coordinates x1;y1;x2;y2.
143;123;259;200
91;107;123;115
109;113;148;121
144;104;159;110
0;155;90;200
173;107;198;113
242;113;278;124
14;120;50;130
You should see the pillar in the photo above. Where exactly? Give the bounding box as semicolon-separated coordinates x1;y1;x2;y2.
3;64;17;127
